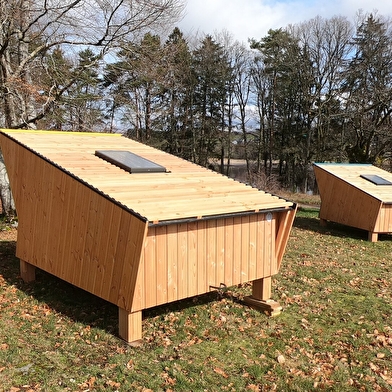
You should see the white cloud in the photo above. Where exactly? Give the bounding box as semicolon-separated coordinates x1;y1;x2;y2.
178;0;392;44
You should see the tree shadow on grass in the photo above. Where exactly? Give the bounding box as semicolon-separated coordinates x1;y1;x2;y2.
0;240;120;336
4;211;390;344
0;239;226;342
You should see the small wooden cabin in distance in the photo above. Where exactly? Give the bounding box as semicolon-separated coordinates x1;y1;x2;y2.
314;163;392;242
0;129;296;344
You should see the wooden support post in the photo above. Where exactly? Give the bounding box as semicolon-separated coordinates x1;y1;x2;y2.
20;260;36;283
368;232;378;242
319;218;327;227
243;277;282;316
118;308;143;345
252;276;271;300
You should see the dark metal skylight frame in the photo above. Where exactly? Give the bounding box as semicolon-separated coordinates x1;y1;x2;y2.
360;174;392;185
95;150;167;173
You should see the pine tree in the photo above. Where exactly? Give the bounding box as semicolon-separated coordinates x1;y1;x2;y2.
192;35;231;167
342;14;392;163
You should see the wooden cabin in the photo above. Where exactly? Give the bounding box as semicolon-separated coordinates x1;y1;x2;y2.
0;129;296;344
314;163;392;242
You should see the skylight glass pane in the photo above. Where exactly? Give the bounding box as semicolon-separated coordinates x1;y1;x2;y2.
360;174;392;185
95;150;166;173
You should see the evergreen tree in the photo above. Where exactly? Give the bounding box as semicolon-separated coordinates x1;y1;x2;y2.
160;27;195;158
39;48;103;131
251;29;306;189
342;14;392;163
37;47;73;130
292;16;353;165
103;33;164;141
68;49;103;131
192;35;231;167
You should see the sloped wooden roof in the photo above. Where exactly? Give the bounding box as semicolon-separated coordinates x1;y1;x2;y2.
314;163;392;203
1;129;293;223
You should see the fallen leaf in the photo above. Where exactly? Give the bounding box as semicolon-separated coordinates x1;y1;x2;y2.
105;380;121;388
166;377;176;386
380;373;392;385
214;367;229;378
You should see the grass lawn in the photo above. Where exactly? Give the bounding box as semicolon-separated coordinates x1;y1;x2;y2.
0;206;391;391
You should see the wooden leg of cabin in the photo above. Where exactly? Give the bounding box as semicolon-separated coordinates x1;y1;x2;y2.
118;308;143;345
252;276;271;300
320;218;327;227
20;260;36;283
243;277;282;317
368;232;378;242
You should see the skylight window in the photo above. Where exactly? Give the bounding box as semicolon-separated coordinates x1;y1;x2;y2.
95;150;167;173
360;174;392;185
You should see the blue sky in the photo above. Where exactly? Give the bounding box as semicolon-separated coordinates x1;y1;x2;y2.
178;0;392;44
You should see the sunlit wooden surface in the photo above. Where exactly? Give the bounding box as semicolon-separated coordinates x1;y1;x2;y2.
0;129;296;343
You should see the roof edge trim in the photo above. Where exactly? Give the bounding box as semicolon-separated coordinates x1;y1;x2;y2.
148;205;296;227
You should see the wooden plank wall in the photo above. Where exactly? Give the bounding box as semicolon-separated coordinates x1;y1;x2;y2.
1;132;296;318
0;134;148;312
131;212;279;311
314;166;381;232
275;206;297;269
374;204;392;233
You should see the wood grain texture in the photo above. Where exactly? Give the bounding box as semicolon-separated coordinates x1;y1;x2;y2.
313;163;392;236
0;132;147;312
374;204;392;233
0;129;293;223
0;129;296;342
131;212;286;311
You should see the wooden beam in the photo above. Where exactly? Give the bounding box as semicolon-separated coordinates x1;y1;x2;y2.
243;277;282;316
368;231;378;242
276;206;297;270
118;308;143;345
252;277;271;300
20;260;36;283
319;218;327;227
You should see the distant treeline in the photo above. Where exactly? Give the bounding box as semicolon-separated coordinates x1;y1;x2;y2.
2;3;392;192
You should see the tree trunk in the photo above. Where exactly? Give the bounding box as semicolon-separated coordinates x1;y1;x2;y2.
0;152;15;216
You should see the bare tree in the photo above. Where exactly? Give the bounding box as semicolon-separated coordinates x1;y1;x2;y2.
0;0;184;214
230;42;253;177
290;16;353;163
0;0;184;128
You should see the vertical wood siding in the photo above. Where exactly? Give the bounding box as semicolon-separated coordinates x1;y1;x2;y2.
131;213;278;311
0;131;295;320
1;136;147;312
374;204;392;233
314;165;381;232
